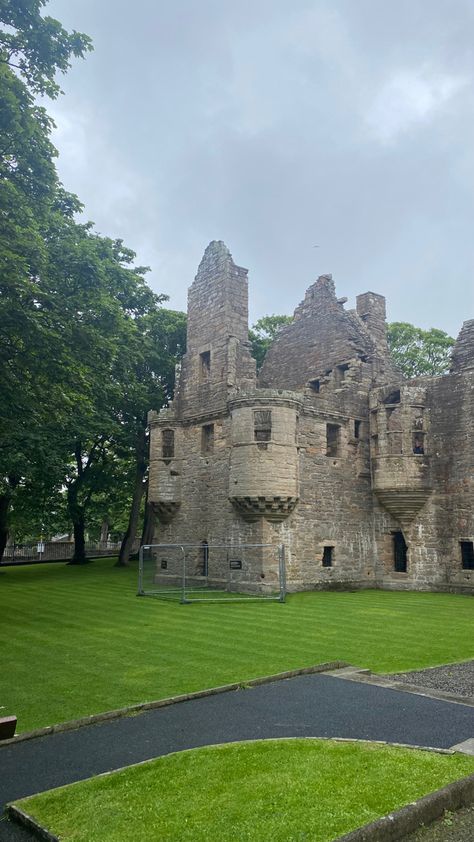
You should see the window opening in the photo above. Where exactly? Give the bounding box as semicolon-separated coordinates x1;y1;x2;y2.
326;424;340;457
354;420;361;439
393;531;407;572
200;541;209;576
199;350;211;383
384;389;400;405
201;423;214;454
309;379;320;393
254;410;271;450
460;541;474;570
162;429;175;460
335;363;350;386
322;546;334;567
413;434;425;455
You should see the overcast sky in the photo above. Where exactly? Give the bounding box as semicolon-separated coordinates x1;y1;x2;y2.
45;0;473;337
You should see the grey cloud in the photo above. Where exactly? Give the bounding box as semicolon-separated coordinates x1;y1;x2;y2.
47;0;474;336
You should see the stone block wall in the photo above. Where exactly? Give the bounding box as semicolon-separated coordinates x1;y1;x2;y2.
147;241;474;595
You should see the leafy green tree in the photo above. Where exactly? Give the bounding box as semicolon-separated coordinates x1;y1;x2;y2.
115;308;187;567
0;0;92;98
387;323;455;378
249;314;293;370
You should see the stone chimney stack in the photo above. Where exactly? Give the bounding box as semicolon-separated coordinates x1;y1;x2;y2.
356;292;388;349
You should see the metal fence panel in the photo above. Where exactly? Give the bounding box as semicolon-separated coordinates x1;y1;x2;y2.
138;543;286;603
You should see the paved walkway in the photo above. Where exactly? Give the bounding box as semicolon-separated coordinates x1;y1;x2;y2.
1;673;473;840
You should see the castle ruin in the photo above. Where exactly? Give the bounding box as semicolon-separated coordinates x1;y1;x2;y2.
148;241;474;593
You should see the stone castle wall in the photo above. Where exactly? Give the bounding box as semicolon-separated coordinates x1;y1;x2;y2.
147;241;474;594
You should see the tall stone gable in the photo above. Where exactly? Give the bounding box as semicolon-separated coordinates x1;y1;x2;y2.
148;242;474;594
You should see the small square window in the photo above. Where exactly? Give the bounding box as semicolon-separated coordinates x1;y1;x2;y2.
335;363;350;385
326;424;340;457
254;410;271;449
162;429;175;459
201;423;214;454
200;351;211;383
322;546;334;567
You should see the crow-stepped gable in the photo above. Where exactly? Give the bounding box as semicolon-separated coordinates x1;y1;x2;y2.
148;242;474;593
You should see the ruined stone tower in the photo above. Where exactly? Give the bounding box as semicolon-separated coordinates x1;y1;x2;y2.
148;242;474;593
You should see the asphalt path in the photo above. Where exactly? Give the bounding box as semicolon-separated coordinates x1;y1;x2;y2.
1;673;473;840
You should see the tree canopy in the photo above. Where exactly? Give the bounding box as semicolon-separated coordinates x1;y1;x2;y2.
0;1;187;562
387;323;455;379
249;314;293;370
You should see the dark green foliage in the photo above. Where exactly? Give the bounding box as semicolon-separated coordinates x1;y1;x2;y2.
388;322;455;378
249;314;293;370
0;0;92;99
0;2;187;559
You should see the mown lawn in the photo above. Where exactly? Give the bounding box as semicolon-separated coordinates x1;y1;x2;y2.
1;559;474;732
12;739;474;842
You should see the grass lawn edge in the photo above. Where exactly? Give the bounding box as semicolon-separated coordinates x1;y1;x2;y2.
0;659;349;746
7;739;474;842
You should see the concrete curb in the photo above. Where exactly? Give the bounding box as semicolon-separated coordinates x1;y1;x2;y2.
0;660;348;747
332;670;474;708
6;804;59;841
6;739;473;842
335;771;474;841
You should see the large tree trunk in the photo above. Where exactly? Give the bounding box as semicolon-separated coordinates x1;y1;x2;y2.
141;497;156;547
67;481;88;565
116;424;147;568
0;493;10;564
100;519;109;545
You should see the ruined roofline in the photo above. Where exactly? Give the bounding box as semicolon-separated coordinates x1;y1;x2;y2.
193;240;248;285
450;318;474;372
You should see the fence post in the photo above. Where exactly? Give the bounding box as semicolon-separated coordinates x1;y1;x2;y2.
137;545;145;595
279;544;286;603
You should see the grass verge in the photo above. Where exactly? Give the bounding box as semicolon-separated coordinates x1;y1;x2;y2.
12;739;474;842
1;559;473;732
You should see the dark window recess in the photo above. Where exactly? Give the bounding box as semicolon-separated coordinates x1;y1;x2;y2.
229;559;242;570
200;350;211;382
335;363;350;385
413;433;425;455
322;546;334;567
354;420;361;439
160;559;168;570
393;531;407;572
326;424;340;457
200;541;209;576
254;410;271;449
309;379;320;393
201;423;214;454
384;389;400;405
460;541;474;570
162;429;175;460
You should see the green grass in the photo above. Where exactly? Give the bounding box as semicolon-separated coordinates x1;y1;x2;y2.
12;739;474;841
1;559;474;732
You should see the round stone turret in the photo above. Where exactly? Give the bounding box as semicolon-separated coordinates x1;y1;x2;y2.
370;384;432;530
147;418;182;523
228;391;301;522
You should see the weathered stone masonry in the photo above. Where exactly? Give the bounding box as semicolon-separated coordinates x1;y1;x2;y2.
148;241;474;593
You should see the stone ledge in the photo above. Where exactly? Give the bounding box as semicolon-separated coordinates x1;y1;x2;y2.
7;805;59;841
0;661;348;747
335;771;474;841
